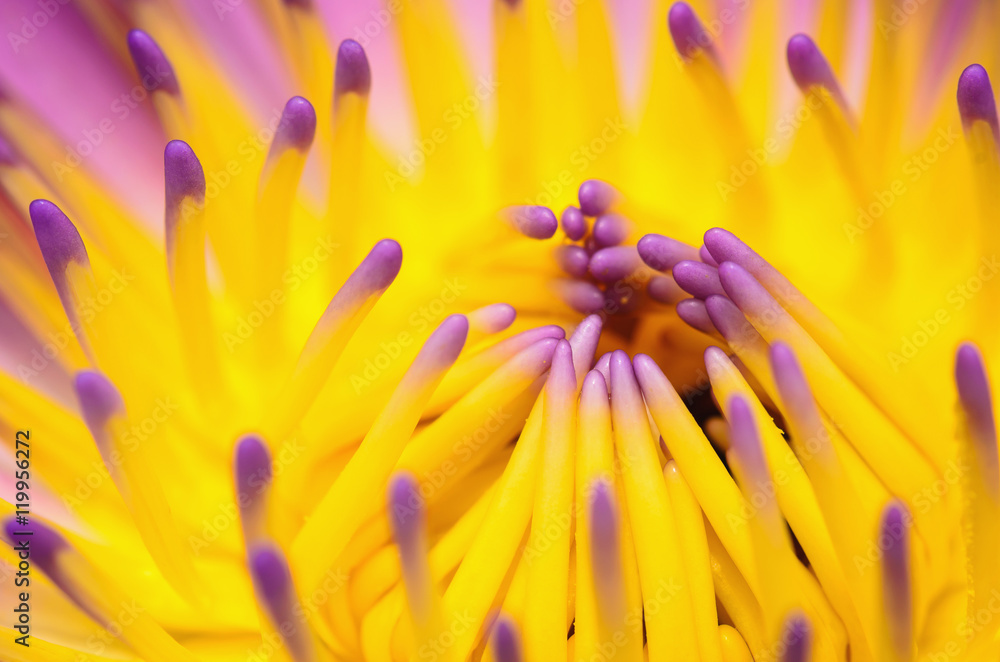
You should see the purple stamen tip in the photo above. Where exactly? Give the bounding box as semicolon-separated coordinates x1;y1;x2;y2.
3;517;66;572
702;227;754;266
556;245;590;279
769;342;800;380
164;141;205;203
164;142;204;261
955;342;996;433
126;30;179;96
578;180;618;217
492;616;524;662
249;543;292;608
360;239;404;291
508;206;558;239
549;339;577;389
956;342;991;402
335;40;372;99
557;280;605;314
703;293;743;333
672;260;725;299
668;2;713;61
387;472;423;547
235;435;272;499
568;316;602;382
588;246;642;283
609;348;641;402
716;261;772;313
880;501;911;591
469;303;516;333
424;314;470;366
594;352;612;383
561;206;587;241
29;199;90;275
74;370;124;434
957;64;999;138
631;353;658;383
282;0;312;8
637;234;698;272
569;314;603;355
880;499;912;649
273;96;317;153
488;303;516;324
881;500;910;571
249;542;312;659
647;275;684;304
676;298;717;336
786;34;849;116
523;338;560;372
769;341;822;420
781;613;812;662
583;369;608;396
787;34;830;89
699;245;719;266
592;214;630;248
164;141;204;247
882;500;908;531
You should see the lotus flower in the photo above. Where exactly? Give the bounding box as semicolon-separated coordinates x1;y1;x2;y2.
0;0;998;661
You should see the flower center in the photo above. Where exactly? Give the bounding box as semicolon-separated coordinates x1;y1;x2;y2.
502;178;717;397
